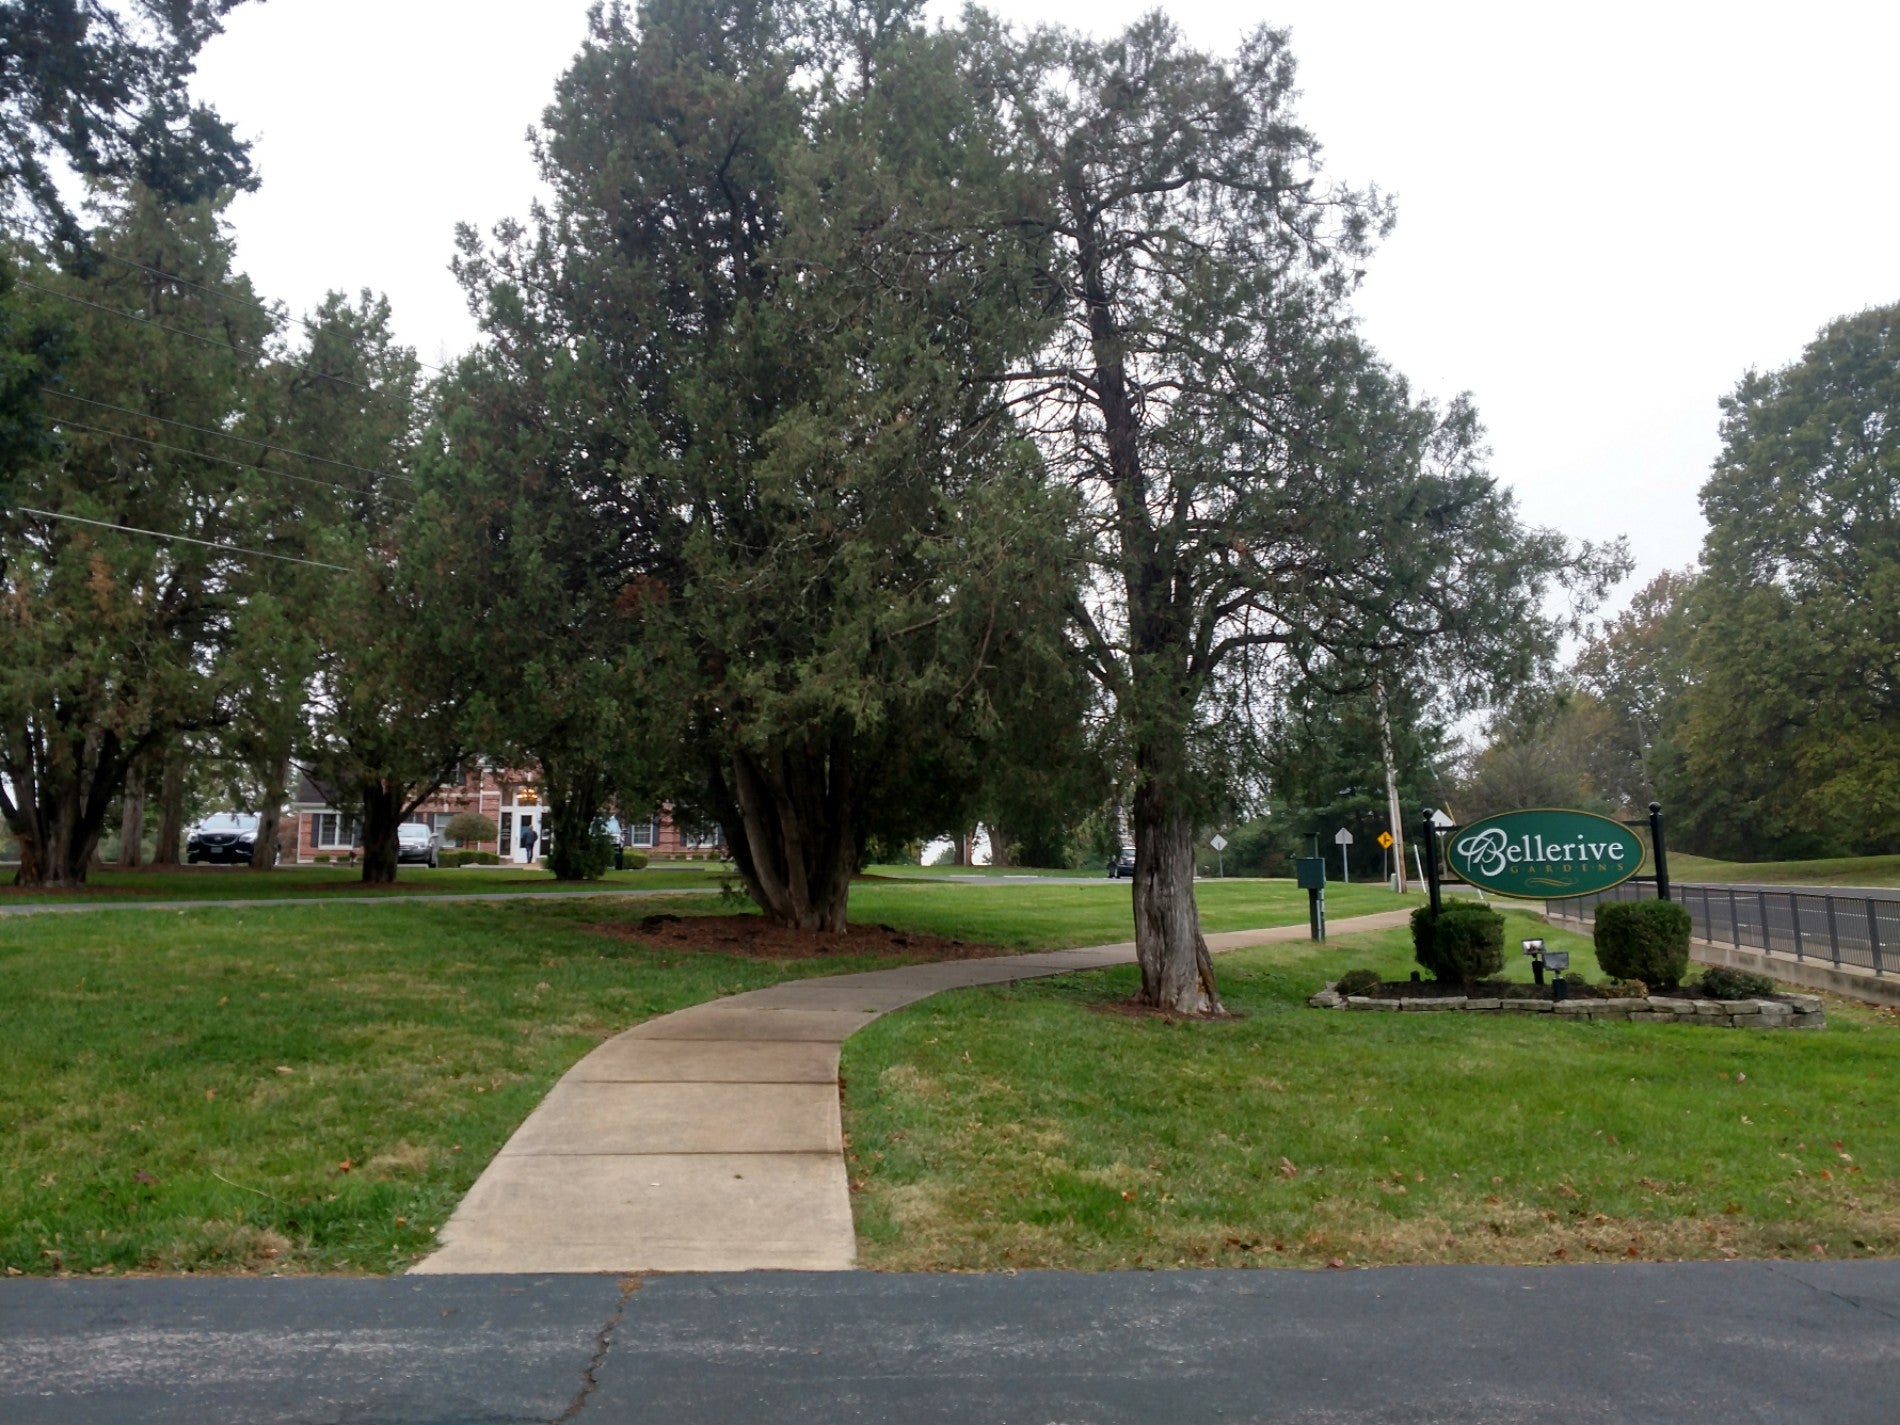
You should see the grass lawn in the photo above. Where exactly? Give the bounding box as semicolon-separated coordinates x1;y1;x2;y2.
846;876;1408;950
1669;852;1900;888
0;890;965;1277
0;875;1359;1276
0;863;734;904
843;907;1900;1271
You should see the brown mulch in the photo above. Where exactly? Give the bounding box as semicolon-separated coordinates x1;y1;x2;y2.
1349;978;1796;1003
595;912;1012;962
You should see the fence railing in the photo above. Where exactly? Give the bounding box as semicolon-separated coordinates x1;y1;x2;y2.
1546;880;1894;978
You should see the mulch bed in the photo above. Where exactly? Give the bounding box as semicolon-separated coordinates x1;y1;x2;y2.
1350;978;1787;1003
597;912;1011;962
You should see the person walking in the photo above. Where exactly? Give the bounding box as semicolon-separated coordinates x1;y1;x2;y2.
519;821;539;864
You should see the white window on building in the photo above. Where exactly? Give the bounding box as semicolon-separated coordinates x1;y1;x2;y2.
313;812;358;849
680;822;723;850
628;817;658;848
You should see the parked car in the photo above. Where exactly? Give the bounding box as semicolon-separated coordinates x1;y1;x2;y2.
397;822;440;868
187;812;270;865
1106;848;1136;879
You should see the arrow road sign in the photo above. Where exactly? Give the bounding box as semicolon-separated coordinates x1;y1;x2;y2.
1377;831;1394;849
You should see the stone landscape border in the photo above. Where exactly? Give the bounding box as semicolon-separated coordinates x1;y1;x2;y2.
1306;985;1826;1029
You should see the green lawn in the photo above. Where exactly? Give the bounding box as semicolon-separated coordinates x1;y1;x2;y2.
1669;852;1900;888
0;863;734;904
0;875;1359;1276
843;907;1900;1271
845;876;1408;950
0;891;942;1277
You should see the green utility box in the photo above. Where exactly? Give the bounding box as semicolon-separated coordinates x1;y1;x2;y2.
1295;857;1327;890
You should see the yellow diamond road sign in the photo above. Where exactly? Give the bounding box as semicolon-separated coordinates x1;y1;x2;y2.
1377;831;1395;849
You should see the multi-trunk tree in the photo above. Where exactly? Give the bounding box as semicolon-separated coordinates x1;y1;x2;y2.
0;189;278;886
982;16;1620;1010
456;0;1072;926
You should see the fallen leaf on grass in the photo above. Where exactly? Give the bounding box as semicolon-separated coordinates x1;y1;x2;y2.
1278;1158;1298;1179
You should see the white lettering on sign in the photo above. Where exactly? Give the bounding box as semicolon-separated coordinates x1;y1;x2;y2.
1456;828;1635;879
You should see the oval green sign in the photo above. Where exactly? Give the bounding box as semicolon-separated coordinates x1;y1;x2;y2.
1444;808;1644;900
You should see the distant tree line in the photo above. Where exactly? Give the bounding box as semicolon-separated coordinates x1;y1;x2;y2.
1459;302;1900;862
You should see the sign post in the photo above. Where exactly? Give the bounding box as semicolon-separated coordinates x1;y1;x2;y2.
1295;857;1327;941
1377;829;1394;888
1210;832;1228;879
1333;827;1353;884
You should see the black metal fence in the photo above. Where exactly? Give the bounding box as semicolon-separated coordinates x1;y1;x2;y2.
1546;880;1895;978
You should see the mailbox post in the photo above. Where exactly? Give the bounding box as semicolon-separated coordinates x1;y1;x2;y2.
1296;856;1327;942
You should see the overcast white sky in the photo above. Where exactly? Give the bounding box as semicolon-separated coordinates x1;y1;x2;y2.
193;1;1899;609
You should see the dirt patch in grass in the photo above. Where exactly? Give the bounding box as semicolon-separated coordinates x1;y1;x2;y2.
598;912;1010;962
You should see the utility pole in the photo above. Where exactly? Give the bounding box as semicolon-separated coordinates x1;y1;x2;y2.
1377;674;1406;893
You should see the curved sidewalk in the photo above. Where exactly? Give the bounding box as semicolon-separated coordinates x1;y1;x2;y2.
412;909;1415;1275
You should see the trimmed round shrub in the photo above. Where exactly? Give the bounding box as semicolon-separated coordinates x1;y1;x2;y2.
1593;900;1691;988
1335;968;1382;997
443;811;498;846
1699;965;1777;999
1410;903;1506;983
621;849;649;871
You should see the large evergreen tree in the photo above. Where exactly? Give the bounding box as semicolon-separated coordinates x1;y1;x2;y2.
0;189;276;885
984;16;1616;1010
2;0;257;241
456;0;1070;927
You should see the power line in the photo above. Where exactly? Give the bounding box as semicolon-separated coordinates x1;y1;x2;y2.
48;415;415;504
16;278;383;396
39;389;418;487
11;507;352;572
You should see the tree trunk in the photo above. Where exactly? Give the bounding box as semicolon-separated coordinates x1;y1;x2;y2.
250;752;290;871
1129;754;1224;1015
718;739;856;932
151;754;185;866
6;729;130;888
118;768;147;869
544;757;611;881
359;780;402;884
986;823;1015;868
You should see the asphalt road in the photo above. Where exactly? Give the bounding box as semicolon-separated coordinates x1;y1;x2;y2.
3;1261;1896;1423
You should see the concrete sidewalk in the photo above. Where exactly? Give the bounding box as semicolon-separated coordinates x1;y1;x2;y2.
413;910;1416;1275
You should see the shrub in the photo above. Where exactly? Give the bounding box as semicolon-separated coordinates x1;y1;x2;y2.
621;849;649;871
549;823;616;881
1593;900;1691;988
1699;965;1778;999
1603;977;1649;999
314;854;331;865
1335;968;1382;997
1410;903;1506;983
442;811;497;846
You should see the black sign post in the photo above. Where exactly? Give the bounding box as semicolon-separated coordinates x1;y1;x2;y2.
1420;811;1443;916
1649;801;1671;902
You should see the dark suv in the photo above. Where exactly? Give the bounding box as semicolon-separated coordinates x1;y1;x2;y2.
1106;848;1136;879
187;813;267;865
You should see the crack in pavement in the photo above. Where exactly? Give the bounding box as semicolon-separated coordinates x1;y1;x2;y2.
552;1276;643;1422
1763;1261;1900;1323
